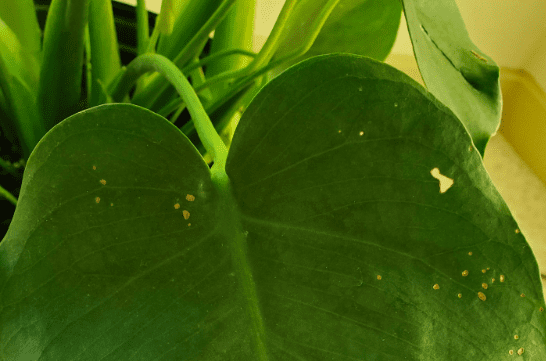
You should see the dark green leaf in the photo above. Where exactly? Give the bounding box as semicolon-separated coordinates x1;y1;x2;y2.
226;54;546;359
0;51;44;158
1;104;223;360
1;54;544;360
401;0;502;155
37;0;89;131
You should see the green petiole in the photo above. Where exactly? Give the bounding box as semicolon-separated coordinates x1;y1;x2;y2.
108;53;228;171
131;0;238;109
136;0;149;55
0;183;17;206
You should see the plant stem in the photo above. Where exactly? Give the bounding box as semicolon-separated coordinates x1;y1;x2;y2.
155;49;257;117
146;23;160;53
109;53;228;170
0;184;17;206
188;57;213;104
206;0;256;98
172;0;237;69
245;0;298;72
185;49;257;74
130;0;237;109
136;0;149;55
270;0;341;62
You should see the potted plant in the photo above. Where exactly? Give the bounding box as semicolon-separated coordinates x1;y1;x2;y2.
1;0;544;359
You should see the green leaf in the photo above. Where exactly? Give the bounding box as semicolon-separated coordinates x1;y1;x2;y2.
0;0;42;62
401;0;502;155
0;49;44;158
207;0;256;98
271;0;401;69
87;0;121;107
136;0;150;55
37;0;89;131
2;54;545;360
0;104;222;360
157;0;220;61
0;17;40;94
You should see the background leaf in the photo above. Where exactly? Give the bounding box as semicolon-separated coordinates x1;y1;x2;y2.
270;0;401;76
36;0;89;131
0;0;42;63
87;0;122;107
401;0;502;155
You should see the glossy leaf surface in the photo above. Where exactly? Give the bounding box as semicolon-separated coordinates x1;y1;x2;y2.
1;54;545;360
401;0;502;155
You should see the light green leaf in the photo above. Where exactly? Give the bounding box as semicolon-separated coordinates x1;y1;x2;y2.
0;48;44;158
0;0;42;62
401;0;502;155
157;0;220;61
207;0;256;98
0;17;39;93
87;0;121;107
272;0;401;69
1;54;544;360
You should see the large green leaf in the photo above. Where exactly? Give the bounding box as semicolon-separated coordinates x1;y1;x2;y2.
0;104;224;360
401;0;502;155
1;54;545;360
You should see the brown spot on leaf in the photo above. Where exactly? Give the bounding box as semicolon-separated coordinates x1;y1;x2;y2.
183;210;190;220
359;131;364;136
462;270;469;277
509;350;513;355
517;348;524;356
100;179;106;185
492;278;495;283
186;194;195;201
482;269;487;273
458;293;462;298
95;197;100;204
500;275;505;282
188;223;191;227
468;251;472;256
514;335;519;340
515;229;520;234
521;293;525;298
174;203;180;209
478;292;486;301
377;275;382;281
540;307;544;312
471;50;487;62
482;283;488;290
433;284;440;290
93;165;96;170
